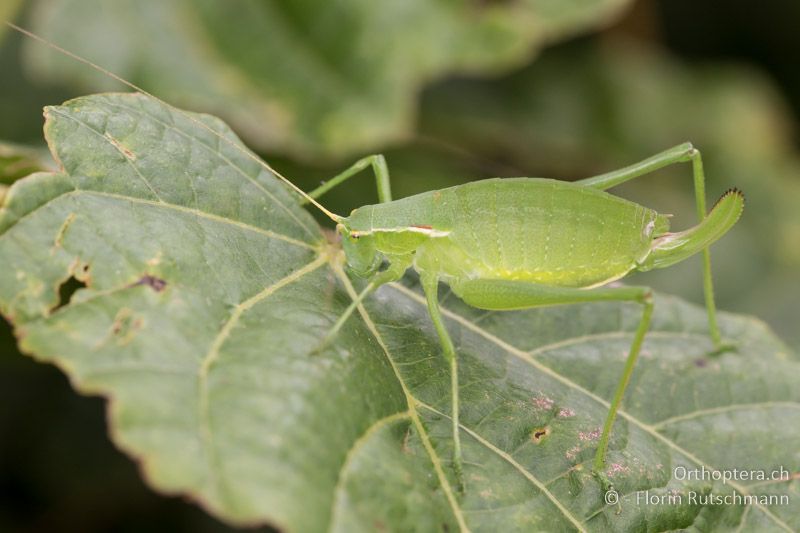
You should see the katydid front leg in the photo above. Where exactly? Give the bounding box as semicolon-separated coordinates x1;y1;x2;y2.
313;255;412;354
304;154;393;203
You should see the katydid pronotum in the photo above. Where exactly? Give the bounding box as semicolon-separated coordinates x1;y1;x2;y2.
10;22;744;496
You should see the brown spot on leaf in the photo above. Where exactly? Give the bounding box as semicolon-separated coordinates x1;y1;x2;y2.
109;308;143;346
531;426;550;444
412;224;433;230
134;275;167;292
104;133;136;160
401;426;412;455
52;213;76;251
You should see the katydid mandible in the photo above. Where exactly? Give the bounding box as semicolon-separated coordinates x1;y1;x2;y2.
9;22;745;496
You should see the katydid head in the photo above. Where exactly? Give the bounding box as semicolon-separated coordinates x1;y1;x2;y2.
336;222;381;277
638;188;745;272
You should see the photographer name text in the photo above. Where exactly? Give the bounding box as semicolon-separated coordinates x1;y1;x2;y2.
637;490;789;507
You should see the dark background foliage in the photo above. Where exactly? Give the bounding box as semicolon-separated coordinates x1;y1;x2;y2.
1;1;798;531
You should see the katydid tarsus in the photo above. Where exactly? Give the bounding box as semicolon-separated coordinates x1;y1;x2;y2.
10;22;745;497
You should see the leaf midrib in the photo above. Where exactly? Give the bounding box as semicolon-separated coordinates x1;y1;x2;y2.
197;254;329;512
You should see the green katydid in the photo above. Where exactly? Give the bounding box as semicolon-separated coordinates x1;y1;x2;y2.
9;22;744;496
306;146;743;491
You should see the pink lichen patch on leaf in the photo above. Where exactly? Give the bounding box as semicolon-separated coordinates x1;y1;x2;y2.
557;407;575;418
566;446;581;460
607;463;630;478
578;427;602;442
531;394;554;410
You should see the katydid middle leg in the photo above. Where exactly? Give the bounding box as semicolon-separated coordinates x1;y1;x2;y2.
577;143;727;351
420;272;465;492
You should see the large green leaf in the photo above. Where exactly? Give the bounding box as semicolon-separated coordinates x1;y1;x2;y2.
21;0;632;159
1;94;798;531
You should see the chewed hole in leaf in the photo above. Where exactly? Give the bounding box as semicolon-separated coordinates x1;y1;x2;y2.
54;275;87;311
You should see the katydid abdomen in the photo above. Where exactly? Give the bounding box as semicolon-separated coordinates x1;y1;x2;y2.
347;178;669;288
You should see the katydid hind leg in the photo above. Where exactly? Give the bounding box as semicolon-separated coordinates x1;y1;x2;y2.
686;149;727;351
451;278;654;487
592;289;654;493
575;143;694;191
305;154;393;204
420;273;464;491
578;144;729;351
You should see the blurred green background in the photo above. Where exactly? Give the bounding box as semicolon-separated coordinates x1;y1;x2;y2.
1;0;798;531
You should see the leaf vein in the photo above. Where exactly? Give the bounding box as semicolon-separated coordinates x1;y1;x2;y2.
196;255;328;509
652;401;800;429
0;188;316;251
102;97;320;240
328;411;411;532
418;401;587;532
47;108;165;202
